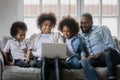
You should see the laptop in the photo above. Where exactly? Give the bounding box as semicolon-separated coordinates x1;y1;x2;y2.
41;43;67;59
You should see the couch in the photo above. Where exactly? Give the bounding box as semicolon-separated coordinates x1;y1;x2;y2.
0;36;120;80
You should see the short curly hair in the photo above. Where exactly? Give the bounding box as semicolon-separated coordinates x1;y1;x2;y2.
81;13;93;21
37;13;56;29
10;21;27;37
58;17;79;36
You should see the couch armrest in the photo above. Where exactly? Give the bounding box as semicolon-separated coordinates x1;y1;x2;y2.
0;61;2;80
0;51;4;72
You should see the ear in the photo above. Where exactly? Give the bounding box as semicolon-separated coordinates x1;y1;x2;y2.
91;21;93;25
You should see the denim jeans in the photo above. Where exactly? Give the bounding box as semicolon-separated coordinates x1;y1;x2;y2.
81;48;119;80
14;59;30;67
63;56;82;69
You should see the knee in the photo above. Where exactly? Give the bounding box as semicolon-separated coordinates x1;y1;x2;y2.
29;60;37;67
37;62;42;68
103;50;113;58
80;59;90;66
22;62;30;67
63;61;72;69
103;47;114;56
73;61;82;69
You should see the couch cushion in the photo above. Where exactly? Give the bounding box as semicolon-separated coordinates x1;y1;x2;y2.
2;66;87;80
65;65;120;80
2;65;120;80
0;61;2;80
113;36;120;52
3;66;41;80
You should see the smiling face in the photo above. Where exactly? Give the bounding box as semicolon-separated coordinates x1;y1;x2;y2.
62;26;72;39
41;20;53;34
80;16;93;33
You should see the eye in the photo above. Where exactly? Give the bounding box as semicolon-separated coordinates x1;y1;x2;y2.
45;23;47;26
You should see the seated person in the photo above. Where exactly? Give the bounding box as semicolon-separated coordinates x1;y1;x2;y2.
80;13;120;80
3;21;32;67
29;13;63;80
58;16;85;69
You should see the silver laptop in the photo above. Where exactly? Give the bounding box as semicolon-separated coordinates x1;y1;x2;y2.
41;43;67;59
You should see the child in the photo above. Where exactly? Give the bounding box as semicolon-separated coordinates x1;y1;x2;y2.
29;13;63;80
3;21;32;67
58;16;85;69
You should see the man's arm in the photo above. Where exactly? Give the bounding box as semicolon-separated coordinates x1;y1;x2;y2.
101;26;117;50
87;51;104;59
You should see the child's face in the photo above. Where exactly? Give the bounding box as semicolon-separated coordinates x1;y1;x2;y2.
15;30;26;41
63;26;72;39
41;20;53;34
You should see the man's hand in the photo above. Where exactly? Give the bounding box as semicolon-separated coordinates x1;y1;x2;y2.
87;55;97;59
87;52;104;59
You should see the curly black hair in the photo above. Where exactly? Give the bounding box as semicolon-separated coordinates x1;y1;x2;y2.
58;17;79;36
37;13;56;29
10;21;27;37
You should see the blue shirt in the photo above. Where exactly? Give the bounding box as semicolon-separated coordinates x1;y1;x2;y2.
64;35;85;57
80;25;118;55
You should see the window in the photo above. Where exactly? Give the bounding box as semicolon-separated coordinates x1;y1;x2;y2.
84;0;99;25
24;0;77;38
84;0;118;36
60;0;77;18
24;0;119;38
24;0;40;37
102;0;118;36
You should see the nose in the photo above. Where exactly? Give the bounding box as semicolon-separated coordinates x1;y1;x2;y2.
64;32;67;36
81;23;87;27
22;36;25;39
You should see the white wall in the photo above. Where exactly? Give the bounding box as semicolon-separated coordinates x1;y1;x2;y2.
0;0;23;38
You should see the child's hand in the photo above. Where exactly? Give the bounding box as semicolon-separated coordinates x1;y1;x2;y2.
81;56;86;60
62;57;68;62
25;58;30;63
9;61;14;65
24;54;27;57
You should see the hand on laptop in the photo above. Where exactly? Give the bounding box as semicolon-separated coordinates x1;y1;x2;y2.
61;57;68;62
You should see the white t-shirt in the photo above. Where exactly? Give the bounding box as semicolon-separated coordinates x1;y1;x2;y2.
32;34;54;60
3;38;30;60
66;38;75;57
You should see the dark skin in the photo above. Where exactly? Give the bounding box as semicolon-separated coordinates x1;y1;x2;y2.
80;16;104;59
3;30;31;65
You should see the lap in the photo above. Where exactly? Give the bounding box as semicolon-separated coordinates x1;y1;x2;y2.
35;58;62;68
84;48;120;67
14;59;30;67
63;56;82;69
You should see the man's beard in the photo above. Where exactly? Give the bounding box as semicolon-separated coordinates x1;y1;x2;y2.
81;26;91;33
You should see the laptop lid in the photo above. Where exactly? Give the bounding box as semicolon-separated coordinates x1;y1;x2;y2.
41;43;67;59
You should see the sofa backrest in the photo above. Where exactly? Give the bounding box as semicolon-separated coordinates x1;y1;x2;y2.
0;36;12;51
0;36;12;65
113;36;120;52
